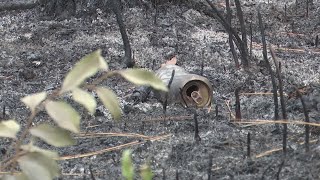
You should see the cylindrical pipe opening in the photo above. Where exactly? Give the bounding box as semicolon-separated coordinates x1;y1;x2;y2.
182;80;212;108
155;65;213;108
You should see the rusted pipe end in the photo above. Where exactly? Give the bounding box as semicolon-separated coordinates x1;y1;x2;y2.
155;65;213;108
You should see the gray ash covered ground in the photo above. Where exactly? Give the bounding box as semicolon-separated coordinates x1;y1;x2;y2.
0;0;320;179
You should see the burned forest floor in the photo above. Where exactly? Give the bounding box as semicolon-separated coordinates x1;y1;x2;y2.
1;0;320;179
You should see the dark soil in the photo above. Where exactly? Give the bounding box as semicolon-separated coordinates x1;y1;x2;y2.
1;0;320;179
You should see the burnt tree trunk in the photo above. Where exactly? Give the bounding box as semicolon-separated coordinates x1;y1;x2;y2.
110;0;135;68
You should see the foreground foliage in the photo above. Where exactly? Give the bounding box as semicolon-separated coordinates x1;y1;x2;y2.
122;150;153;180
0;50;167;179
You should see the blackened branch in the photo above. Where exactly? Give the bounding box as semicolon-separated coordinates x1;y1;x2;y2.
269;45;288;153
257;8;280;132
111;0;134;68
295;87;310;152
226;0;239;68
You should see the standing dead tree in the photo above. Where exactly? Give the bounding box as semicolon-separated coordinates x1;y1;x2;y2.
226;0;239;68
182;0;250;68
234;0;248;53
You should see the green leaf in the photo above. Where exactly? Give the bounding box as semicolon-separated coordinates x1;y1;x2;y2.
0;120;20;138
121;150;134;180
30;124;76;147
96;87;121;120
1;173;28;180
21;92;47;113
20;144;58;159
17;152;59;180
140;163;153;180
61;49;108;93
45;101;80;133
118;69;168;92
72;88;97;114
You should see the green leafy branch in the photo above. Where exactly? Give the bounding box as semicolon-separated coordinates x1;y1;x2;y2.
122;150;153;180
0;50;167;180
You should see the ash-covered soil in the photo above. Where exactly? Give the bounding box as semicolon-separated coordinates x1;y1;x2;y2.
0;0;320;179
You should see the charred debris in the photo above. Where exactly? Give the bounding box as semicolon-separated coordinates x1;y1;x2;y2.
32;0;318;159
1;0;319;178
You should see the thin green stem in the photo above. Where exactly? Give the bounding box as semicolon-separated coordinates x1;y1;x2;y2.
1;102;47;171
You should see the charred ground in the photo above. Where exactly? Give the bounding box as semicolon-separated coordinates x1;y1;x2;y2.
0;0;320;179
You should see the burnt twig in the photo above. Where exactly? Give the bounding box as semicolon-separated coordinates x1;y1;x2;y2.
205;0;249;67
257;8;280;131
306;0;309;17
215;104;218;117
162;168;166;180
89;165;96;180
269;45;288;154
225;0;239;68
175;169;179;180
276;158;285;180
201;49;205;76
247;132;251;158
207;155;213;180
152;0;158;25
295;0;298;15
291;21;295;33
234;0;248;53
295;87;310;152
250;21;253;59
163;70;175;114
284;4;287;21
235;87;241;120
191;0;249;67
194;112;201;143
2;106;5;119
